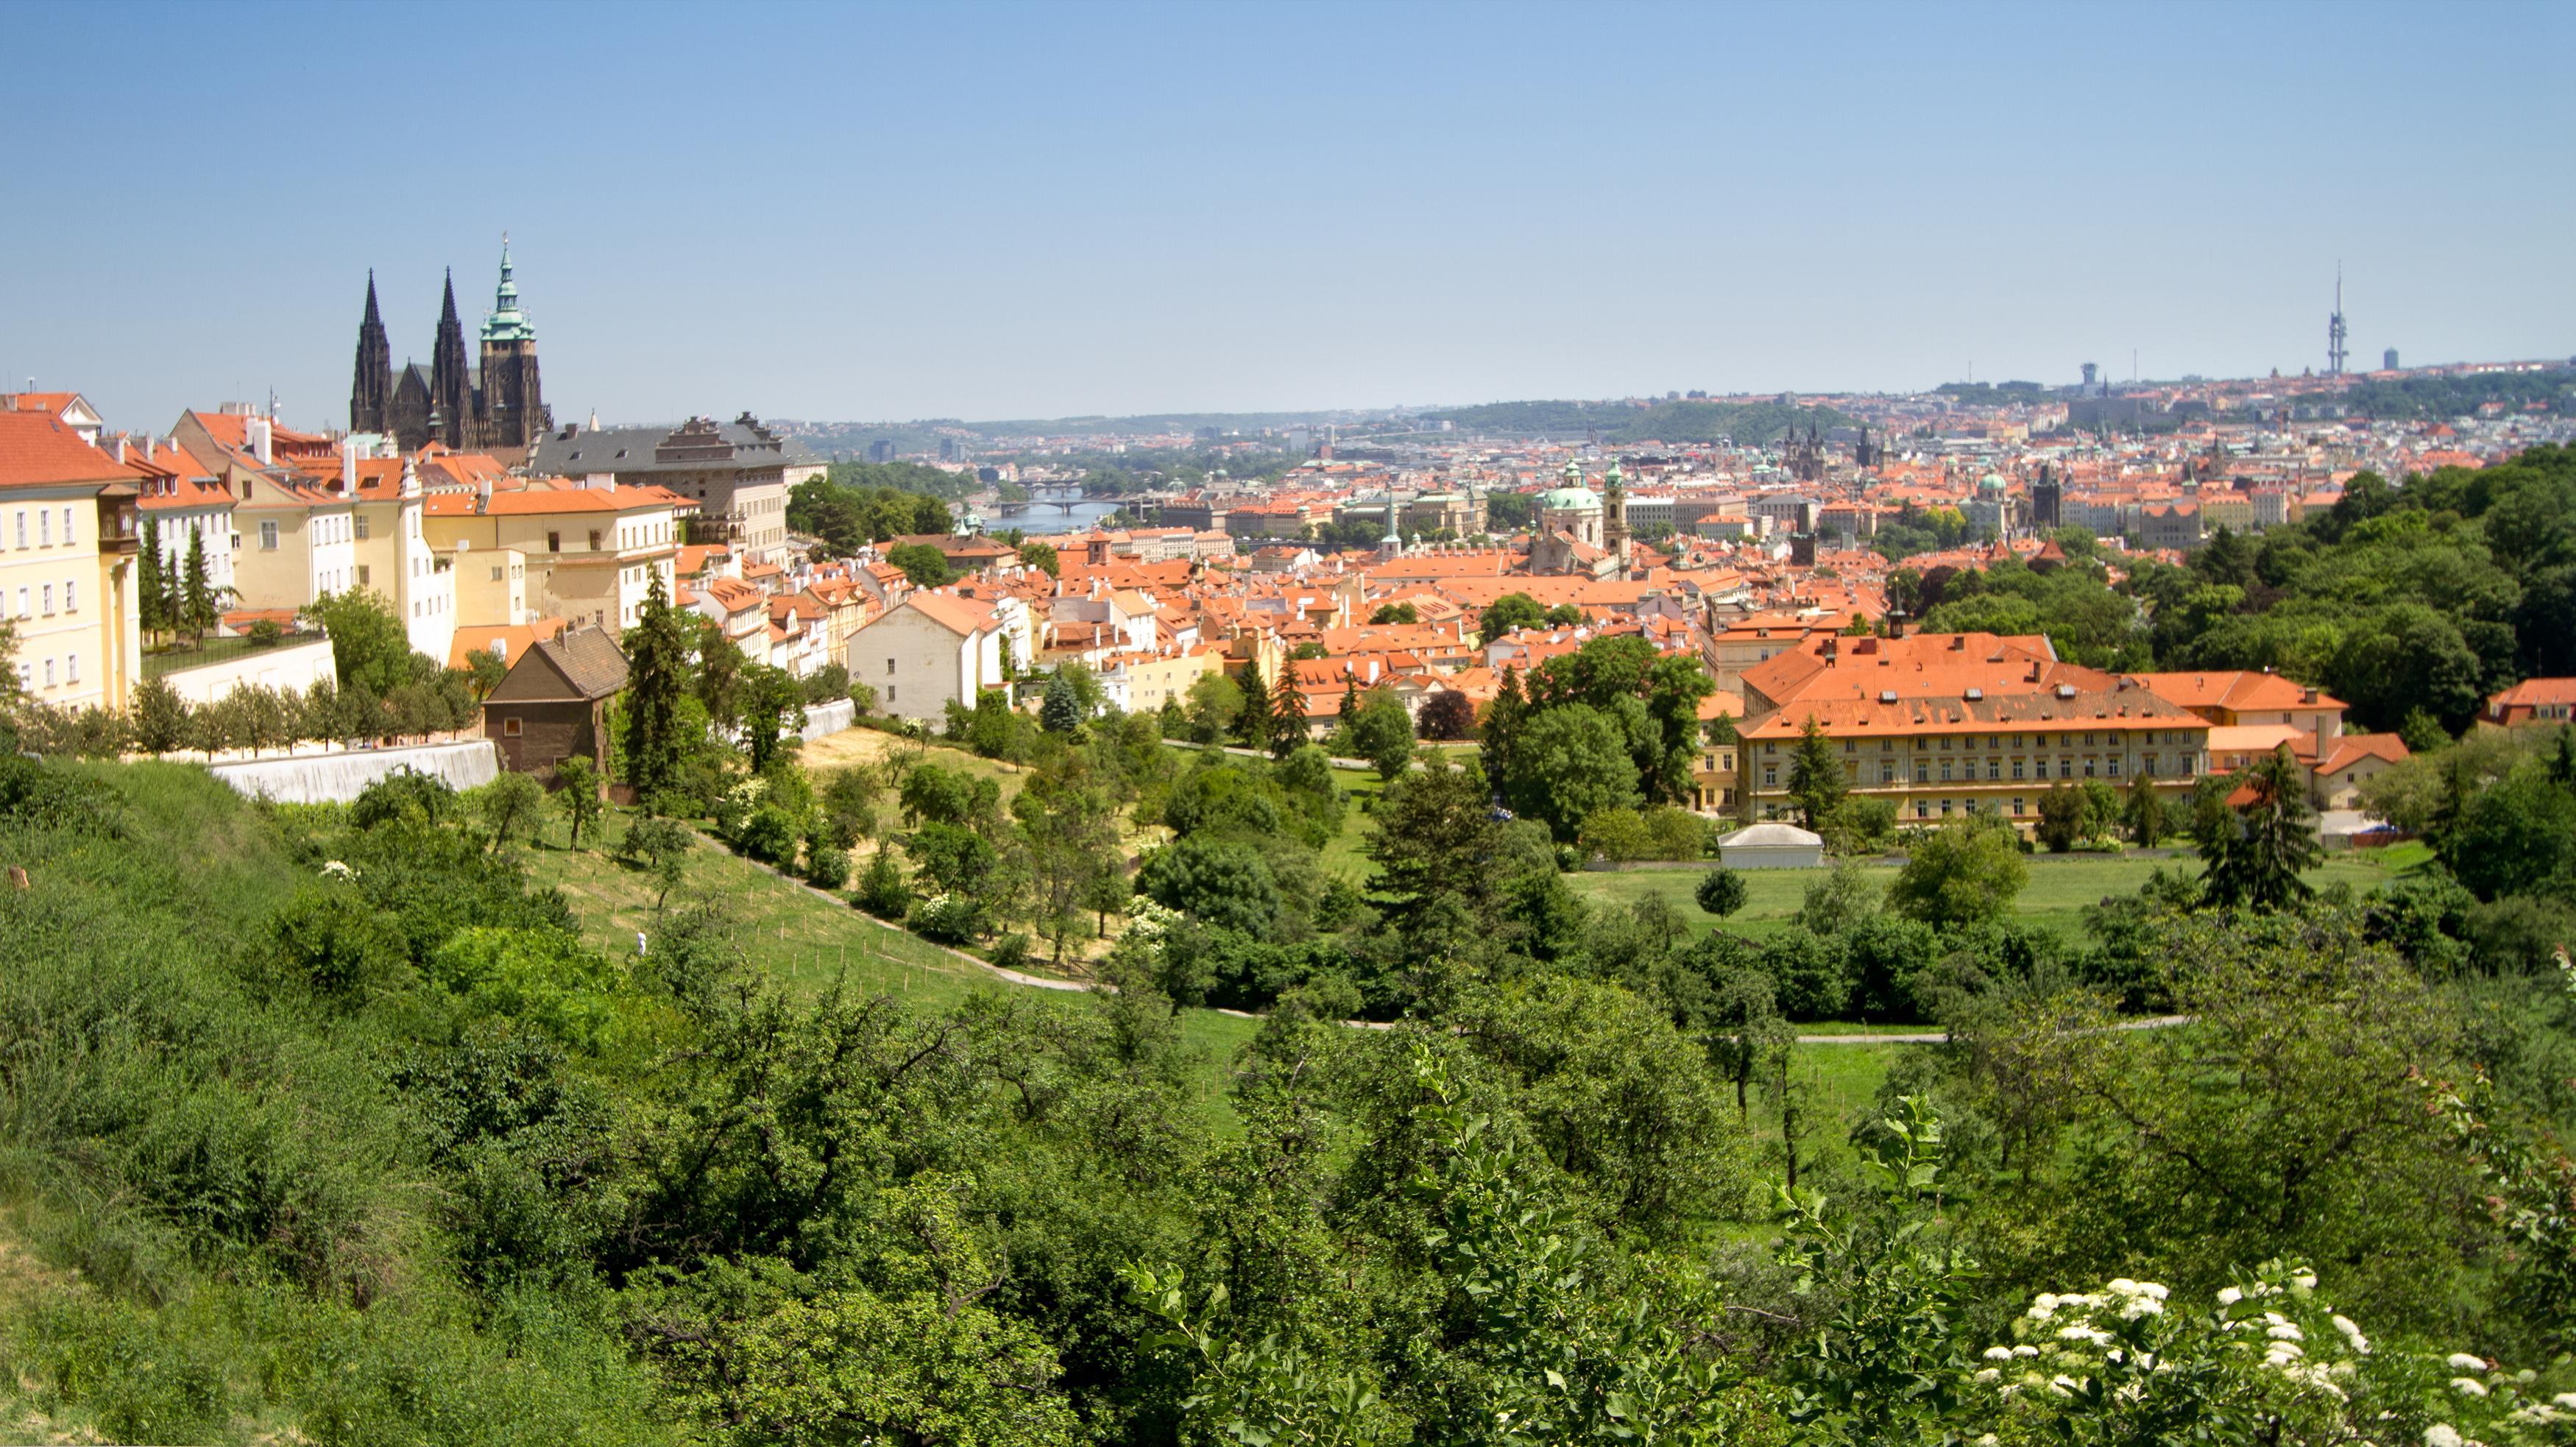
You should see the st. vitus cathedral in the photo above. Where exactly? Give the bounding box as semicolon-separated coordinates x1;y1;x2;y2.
350;237;551;454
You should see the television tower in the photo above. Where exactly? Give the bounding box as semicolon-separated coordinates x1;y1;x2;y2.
2327;265;2349;375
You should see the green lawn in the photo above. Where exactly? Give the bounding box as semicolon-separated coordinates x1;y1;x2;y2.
1568;851;2403;941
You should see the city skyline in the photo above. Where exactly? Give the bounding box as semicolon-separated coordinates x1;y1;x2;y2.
2;0;2569;433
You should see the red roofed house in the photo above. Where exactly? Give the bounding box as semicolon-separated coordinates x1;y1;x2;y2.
0;406;146;711
2484;678;2576;729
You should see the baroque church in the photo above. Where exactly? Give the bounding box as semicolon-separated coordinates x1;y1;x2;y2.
349;238;551;455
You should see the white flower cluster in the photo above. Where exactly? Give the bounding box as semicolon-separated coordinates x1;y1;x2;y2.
724;776;768;808
1122;896;1183;949
319;859;357;880
1982;1278;2173;1401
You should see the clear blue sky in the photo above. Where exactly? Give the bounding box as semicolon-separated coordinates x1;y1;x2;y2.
4;1;2569;434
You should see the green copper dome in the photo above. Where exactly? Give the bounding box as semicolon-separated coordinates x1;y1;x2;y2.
480;234;536;344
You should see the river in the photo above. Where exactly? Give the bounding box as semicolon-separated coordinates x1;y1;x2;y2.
972;484;1130;535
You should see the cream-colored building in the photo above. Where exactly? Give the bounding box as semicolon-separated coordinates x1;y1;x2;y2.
1100;644;1225;717
423;481;679;635
0;408;144;712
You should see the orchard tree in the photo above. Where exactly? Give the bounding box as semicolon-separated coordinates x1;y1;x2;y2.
1695;866;1748;918
1886;812;2028;928
553;755;604;851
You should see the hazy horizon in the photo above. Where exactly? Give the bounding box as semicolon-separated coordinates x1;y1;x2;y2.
3;0;2569;436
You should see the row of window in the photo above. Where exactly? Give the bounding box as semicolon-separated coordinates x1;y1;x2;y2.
13;651;79;690
1763;755;2199;789
1769;729;2201;755
10;580;77;618
9;506;79;551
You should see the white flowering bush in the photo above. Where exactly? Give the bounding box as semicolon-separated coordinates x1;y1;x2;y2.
1972;1261;2564;1445
1119;896;1182;954
318;858;357;880
907;891;985;946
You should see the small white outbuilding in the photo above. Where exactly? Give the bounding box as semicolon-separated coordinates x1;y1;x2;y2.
1715;822;1825;869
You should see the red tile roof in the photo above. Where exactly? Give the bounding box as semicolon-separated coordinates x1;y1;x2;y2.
0;410;142;488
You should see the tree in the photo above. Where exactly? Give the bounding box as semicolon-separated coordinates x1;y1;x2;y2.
1039;672;1082;735
1346;688;1415;782
1480;665;1526;784
138;520;168;639
2123;768;2166;847
622;815;695;910
2198;744;2321;910
1267;666;1306;758
1233;665;1275;749
1478;591;1546;645
1785;715;1845;832
886;542;955;588
1415;687;1475;741
301;588;414;696
2036;782;2089;852
1886;813;2028;929
1502;703;1641;840
1367;601;1418;625
854;847;912;918
695;620;748;732
1695;866;1748;918
1183;671;1242;744
476;771;546;851
180;526;221;642
1016;540;1059;577
740;664;807;774
621;571;695;800
553;755;602;851
130;676;190;755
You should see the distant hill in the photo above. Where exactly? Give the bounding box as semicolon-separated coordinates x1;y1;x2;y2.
1423;397;1859;445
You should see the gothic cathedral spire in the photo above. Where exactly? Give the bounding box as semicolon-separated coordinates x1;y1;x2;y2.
430;268;473;448
349;269;392;435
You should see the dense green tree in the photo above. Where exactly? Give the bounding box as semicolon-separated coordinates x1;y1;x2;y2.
1501;702;1638;839
1785;715;1845;832
1039;671;1083;735
1887;813;2028;929
621;570;696;799
2198;744;2321;910
1476;591;1546;645
300;587;414;696
1183;671;1242;744
1345;688;1414;781
129;676;189;755
886;542;956;588
1694;866;1747;918
1016;539;1060;577
1268;665;1306;758
1367;601;1417;625
552;755;602;850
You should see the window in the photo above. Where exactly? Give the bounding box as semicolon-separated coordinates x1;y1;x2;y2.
260;520;279;551
2142;753;2157;775
63;581;74;613
12;587;24;618
1939;799;1953;816
1880;762;1896;784
1763;768;1778;787
357;565;371;587
43;658;56;687
491;565;503;581
2059;759;2074;779
548;531;562;553
355;515;370;540
64;653;77;684
2012;797;2025;816
885;685;896;704
1914;801;1929;818
38;510;51;546
59;506;73;547
1939;760;1953;781
503;717;523;737
2083;758;2096;777
40;584;52;615
1986;759;2000;779
588;530;602;551
12;510;23;548
2106;758;2121;778
885;658;896;675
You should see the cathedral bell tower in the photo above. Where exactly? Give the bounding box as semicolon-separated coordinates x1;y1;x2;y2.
350;271;391;434
475;233;548;450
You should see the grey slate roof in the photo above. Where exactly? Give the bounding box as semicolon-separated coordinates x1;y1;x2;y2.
526;418;822;478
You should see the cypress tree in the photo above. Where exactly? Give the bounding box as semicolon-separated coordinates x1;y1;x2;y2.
621;570;694;802
1234;662;1274;749
1270;665;1307;757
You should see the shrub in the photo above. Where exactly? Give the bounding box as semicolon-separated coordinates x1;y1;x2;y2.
804;846;850;891
733;803;802;869
990;933;1032;972
268;885;410;997
1578;805;1651;862
907;893;984;944
852;849;912;919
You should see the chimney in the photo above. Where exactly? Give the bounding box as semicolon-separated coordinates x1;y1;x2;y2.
400;456;420;500
476;475;492;514
115;436;127;464
341;439;358;493
249;416;273;465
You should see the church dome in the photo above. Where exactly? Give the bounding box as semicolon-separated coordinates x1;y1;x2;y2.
1978;472;2008;493
1540;487;1602;511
